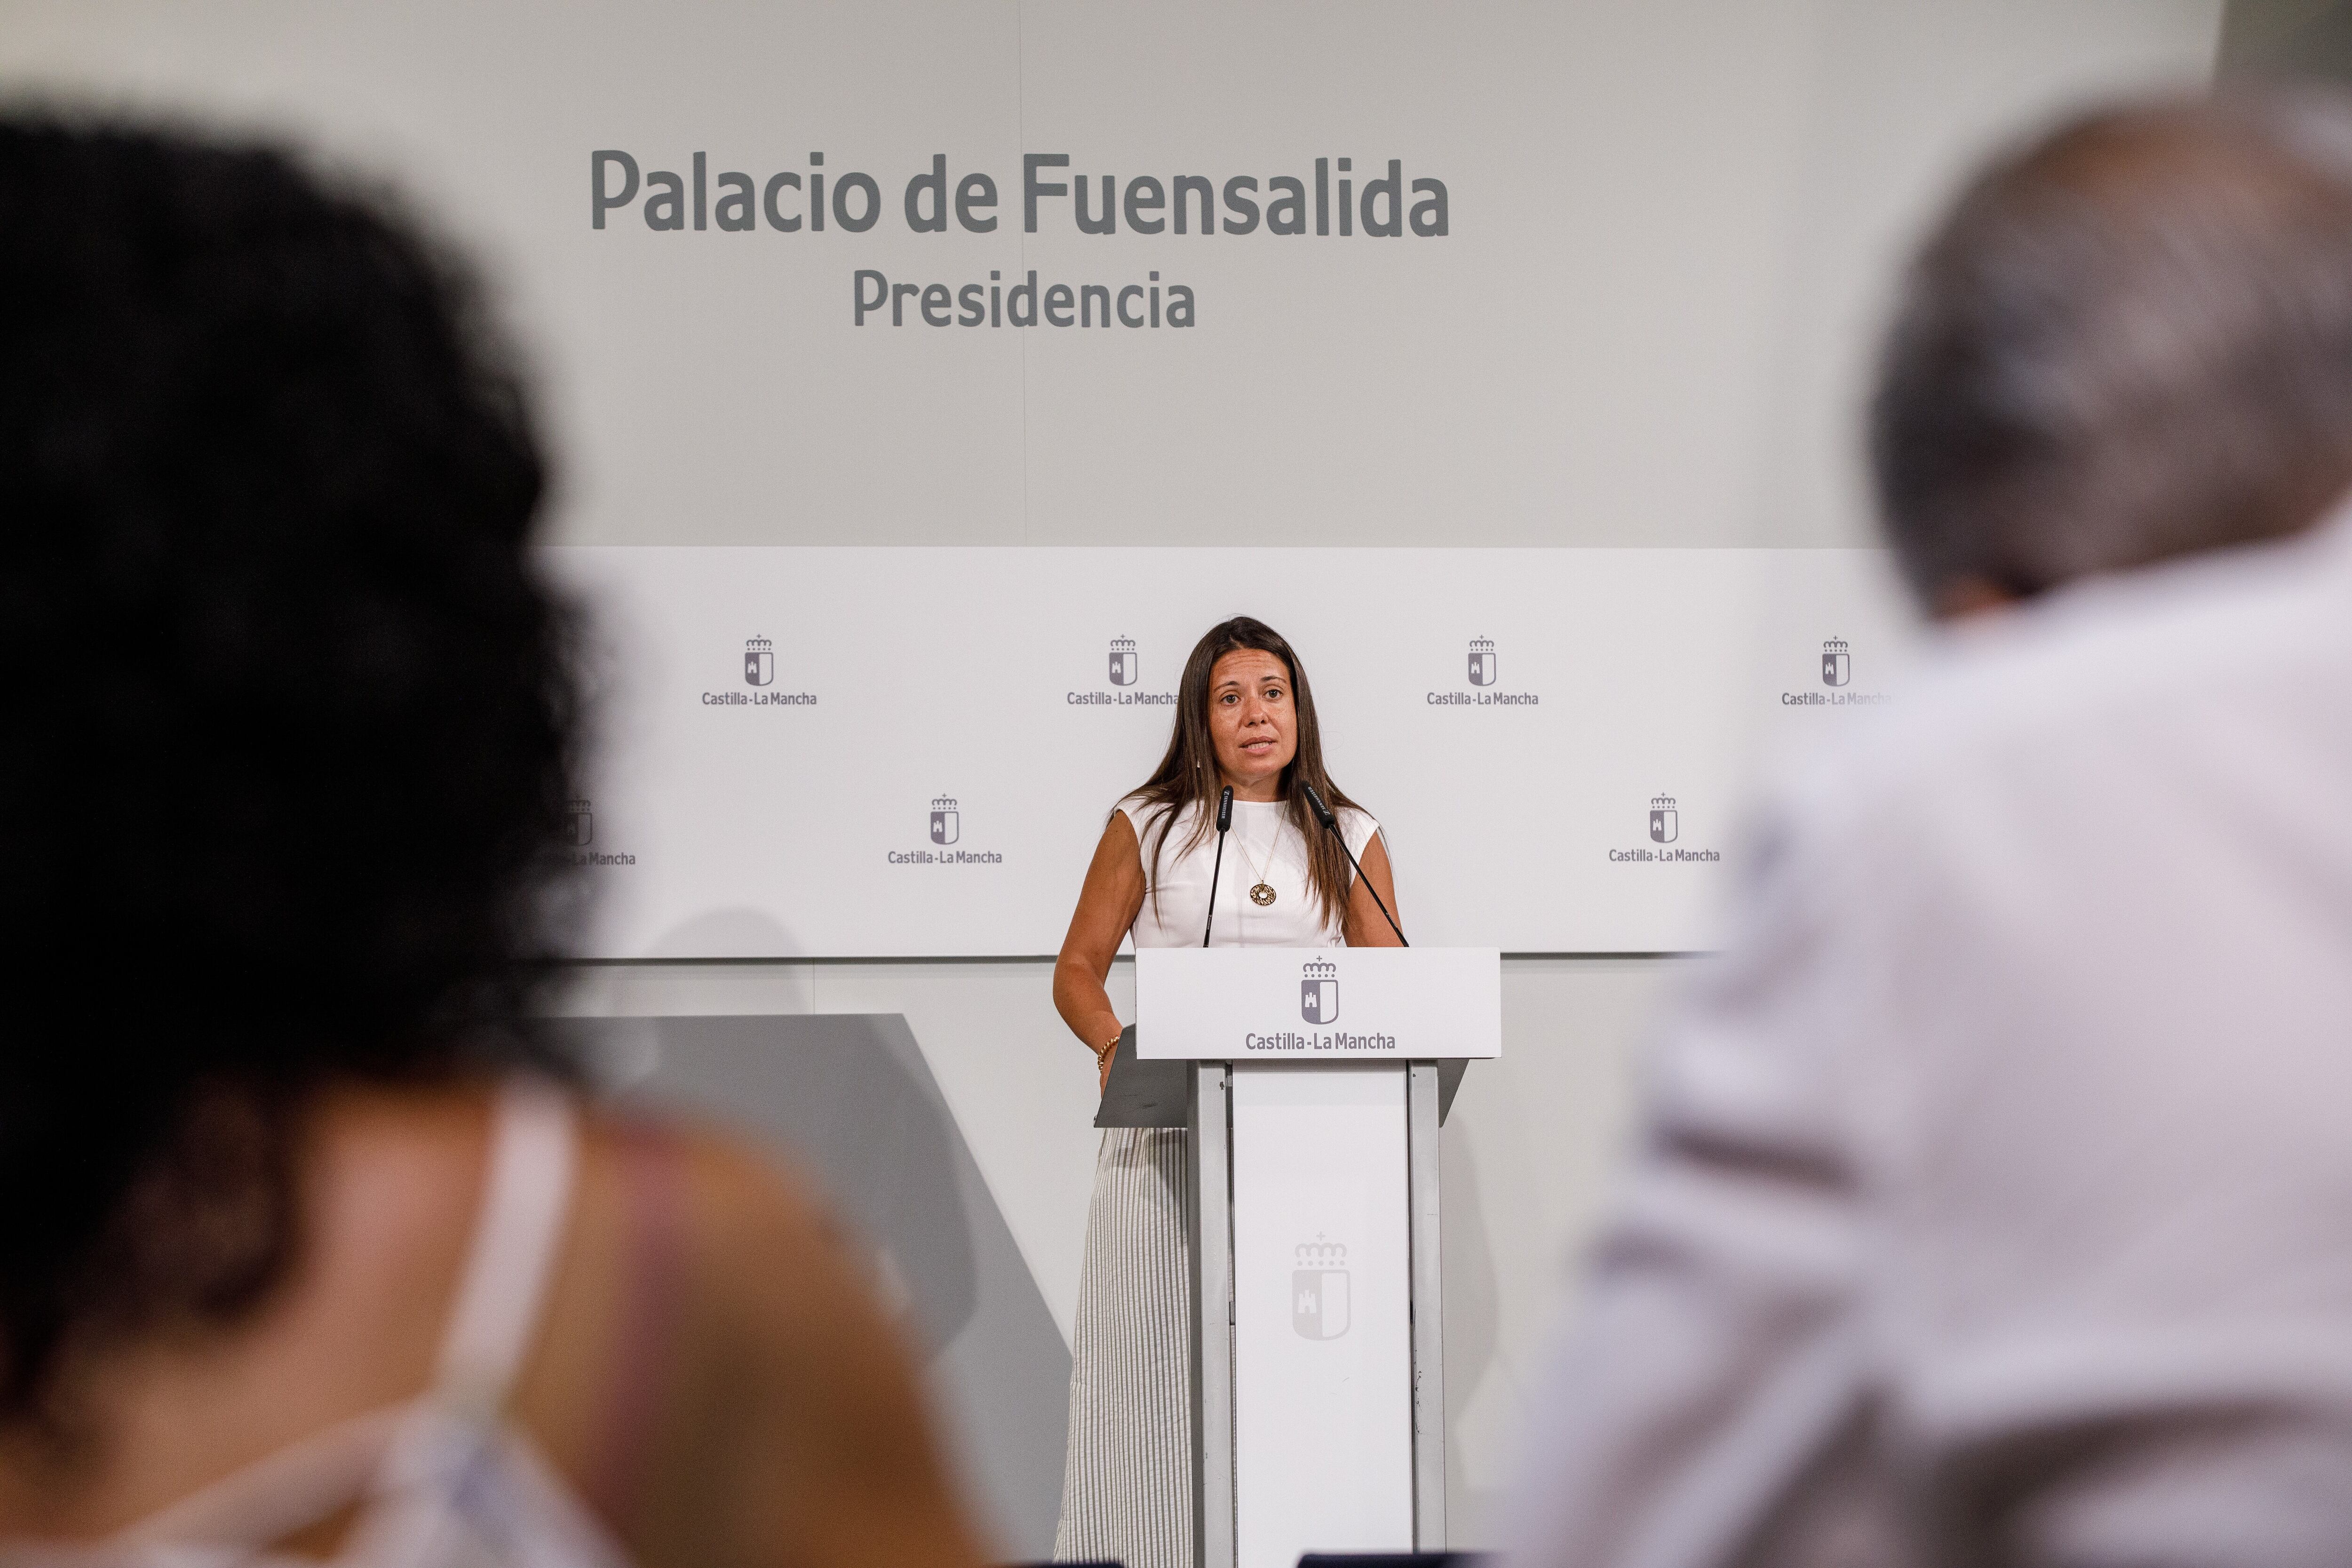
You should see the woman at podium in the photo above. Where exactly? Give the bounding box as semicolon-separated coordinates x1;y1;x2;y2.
1048;616;1402;1568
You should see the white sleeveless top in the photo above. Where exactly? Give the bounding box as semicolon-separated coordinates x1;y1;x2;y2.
0;1083;631;1568
1117;794;1380;949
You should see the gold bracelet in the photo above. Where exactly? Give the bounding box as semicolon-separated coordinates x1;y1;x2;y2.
1092;1034;1120;1066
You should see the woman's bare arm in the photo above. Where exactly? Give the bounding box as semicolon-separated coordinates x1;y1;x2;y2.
1053;813;1146;1080
1343;832;1406;947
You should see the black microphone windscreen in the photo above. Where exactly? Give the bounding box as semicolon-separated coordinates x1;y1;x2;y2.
1216;786;1234;833
1302;783;1338;829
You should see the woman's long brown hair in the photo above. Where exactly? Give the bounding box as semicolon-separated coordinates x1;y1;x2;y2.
1126;617;1366;931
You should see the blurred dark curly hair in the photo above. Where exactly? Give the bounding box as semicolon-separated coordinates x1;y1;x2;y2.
0;118;581;1423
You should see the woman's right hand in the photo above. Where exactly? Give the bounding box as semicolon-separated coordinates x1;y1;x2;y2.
1055;812;1147;1086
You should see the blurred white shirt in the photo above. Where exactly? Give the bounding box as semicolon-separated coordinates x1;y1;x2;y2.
1507;508;2352;1568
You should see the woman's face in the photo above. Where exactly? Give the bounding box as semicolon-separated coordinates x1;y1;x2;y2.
1207;649;1297;797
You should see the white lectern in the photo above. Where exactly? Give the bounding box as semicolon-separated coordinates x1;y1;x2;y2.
1101;948;1502;1568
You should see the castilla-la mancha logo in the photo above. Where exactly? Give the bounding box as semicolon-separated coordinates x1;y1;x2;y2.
1301;957;1339;1024
1069;637;1172;708
1430;635;1535;707
704;636;813;709
1780;635;1888;710
1293;1239;1351;1341
1613;791;1718;865
563;797;637;867
890;794;1001;867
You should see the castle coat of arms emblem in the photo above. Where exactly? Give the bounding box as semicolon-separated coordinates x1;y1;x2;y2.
1293;1240;1351;1340
1300;957;1339;1024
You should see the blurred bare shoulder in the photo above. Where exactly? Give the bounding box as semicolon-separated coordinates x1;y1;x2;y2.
580;1112;986;1568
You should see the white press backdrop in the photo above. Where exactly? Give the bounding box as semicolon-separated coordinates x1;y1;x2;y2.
556;544;1914;956
1;0;2227;1551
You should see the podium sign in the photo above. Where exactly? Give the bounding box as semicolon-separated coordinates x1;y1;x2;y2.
1136;947;1501;1061
1231;1065;1413;1568
1131;949;1499;1568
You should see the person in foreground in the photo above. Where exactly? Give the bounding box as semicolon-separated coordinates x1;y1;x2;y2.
1048;618;1402;1568
0;121;980;1568
1507;89;2352;1568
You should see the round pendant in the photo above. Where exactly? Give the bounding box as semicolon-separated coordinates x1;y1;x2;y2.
1250;883;1277;907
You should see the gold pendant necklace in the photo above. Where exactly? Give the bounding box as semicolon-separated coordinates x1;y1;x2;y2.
1237;821;1278;907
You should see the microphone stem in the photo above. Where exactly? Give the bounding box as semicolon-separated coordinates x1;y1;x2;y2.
1201;828;1227;947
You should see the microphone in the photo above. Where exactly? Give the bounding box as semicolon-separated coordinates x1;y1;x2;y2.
1301;782;1407;946
1200;785;1235;947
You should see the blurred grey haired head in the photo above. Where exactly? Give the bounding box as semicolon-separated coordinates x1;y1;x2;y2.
1871;86;2352;608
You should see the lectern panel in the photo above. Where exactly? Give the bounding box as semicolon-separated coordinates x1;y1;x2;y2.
1136;947;1501;1061
1230;1065;1413;1568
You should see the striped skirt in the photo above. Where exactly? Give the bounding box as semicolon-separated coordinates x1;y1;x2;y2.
1052;1127;1194;1568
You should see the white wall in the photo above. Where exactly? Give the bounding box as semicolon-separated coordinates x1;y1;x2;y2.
0;0;2221;560
0;0;2223;1548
